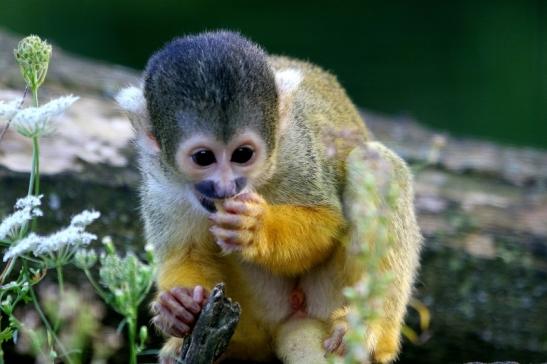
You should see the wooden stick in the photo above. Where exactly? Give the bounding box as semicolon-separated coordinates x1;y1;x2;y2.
178;283;241;364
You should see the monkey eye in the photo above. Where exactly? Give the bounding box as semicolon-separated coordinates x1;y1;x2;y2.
231;146;254;164
191;149;216;167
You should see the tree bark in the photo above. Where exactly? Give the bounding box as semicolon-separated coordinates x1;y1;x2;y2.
178;283;241;364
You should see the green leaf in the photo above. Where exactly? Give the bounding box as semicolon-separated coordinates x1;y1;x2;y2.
0;327;13;342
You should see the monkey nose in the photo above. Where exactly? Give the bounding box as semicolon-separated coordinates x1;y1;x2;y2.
215;177;247;199
195;178;247;199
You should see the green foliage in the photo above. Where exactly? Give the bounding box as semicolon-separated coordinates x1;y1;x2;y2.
331;146;398;364
0;35;155;364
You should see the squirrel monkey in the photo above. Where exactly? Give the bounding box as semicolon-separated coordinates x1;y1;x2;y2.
116;31;422;363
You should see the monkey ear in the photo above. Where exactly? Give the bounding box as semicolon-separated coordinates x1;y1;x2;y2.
275;69;303;133
115;85;149;131
115;86;160;154
275;69;303;95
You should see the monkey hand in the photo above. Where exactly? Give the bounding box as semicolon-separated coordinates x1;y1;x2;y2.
151;286;209;338
323;322;347;356
208;192;266;253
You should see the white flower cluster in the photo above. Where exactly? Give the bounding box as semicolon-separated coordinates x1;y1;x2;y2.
0;95;79;138
3;209;100;261
0;100;20;120
0;195;43;241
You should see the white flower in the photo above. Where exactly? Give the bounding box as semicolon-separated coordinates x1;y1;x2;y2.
31;225;97;256
0;281;20;291
11;95;79;137
70;210;100;227
15;195;42;210
3;233;42;261
0;195;43;241
0;100;20;120
2;208;99;262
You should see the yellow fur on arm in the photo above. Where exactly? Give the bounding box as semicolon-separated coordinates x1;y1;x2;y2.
240;205;344;275
156;245;224;291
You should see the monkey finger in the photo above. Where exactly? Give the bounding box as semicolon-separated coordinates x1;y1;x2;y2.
154;306;190;337
323;325;346;354
223;200;263;217
209;213;252;229
159;289;199;320
151;301;160;315
152;314;173;335
169;288;202;314
209;226;240;241
235;192;264;204
216;239;242;253
211;226;254;245
323;337;340;354
169;286;192;297
159;294;195;324
335;343;346;356
192;285;210;305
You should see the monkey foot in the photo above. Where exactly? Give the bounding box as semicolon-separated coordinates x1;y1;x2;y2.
323;324;346;355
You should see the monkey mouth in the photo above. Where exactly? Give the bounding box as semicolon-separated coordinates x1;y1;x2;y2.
196;194;216;213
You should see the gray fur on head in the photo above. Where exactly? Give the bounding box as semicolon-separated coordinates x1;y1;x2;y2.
143;31;279;163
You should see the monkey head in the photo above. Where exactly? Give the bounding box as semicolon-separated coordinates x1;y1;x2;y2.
117;31;301;213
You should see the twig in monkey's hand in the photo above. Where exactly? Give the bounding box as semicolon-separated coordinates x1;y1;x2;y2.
178;283;241;364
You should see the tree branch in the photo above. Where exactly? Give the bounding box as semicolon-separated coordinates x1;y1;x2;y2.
178;283;241;364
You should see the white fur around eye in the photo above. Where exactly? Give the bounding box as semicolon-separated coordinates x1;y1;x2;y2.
275;69;303;95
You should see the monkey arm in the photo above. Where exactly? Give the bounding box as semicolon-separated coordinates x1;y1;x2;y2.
240;204;345;276
156;245;225;292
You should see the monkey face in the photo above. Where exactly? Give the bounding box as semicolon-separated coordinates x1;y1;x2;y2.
143;31;279;165
174;129;269;212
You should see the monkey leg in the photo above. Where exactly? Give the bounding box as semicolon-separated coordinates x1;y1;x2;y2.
274;318;329;364
364;141;421;364
156;244;274;362
367;319;403;364
328;304;403;363
159;337;184;364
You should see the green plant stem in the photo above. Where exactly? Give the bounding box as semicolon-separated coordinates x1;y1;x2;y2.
28;86;40;197
26;137;37;196
0;322;4;364
32;87;39;107
83;269;109;303
28;284;74;364
30;136;40;233
128;259;138;364
32;137;40;195
127;315;137;364
53;264;64;331
9;315;51;362
0;259;16;284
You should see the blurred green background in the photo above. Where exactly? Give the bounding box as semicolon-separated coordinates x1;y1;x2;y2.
1;0;545;148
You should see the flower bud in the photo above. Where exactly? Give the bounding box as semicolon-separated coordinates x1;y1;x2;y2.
144;243;155;263
13;35;52;91
102;236;116;255
139;325;148;346
74;248;98;269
